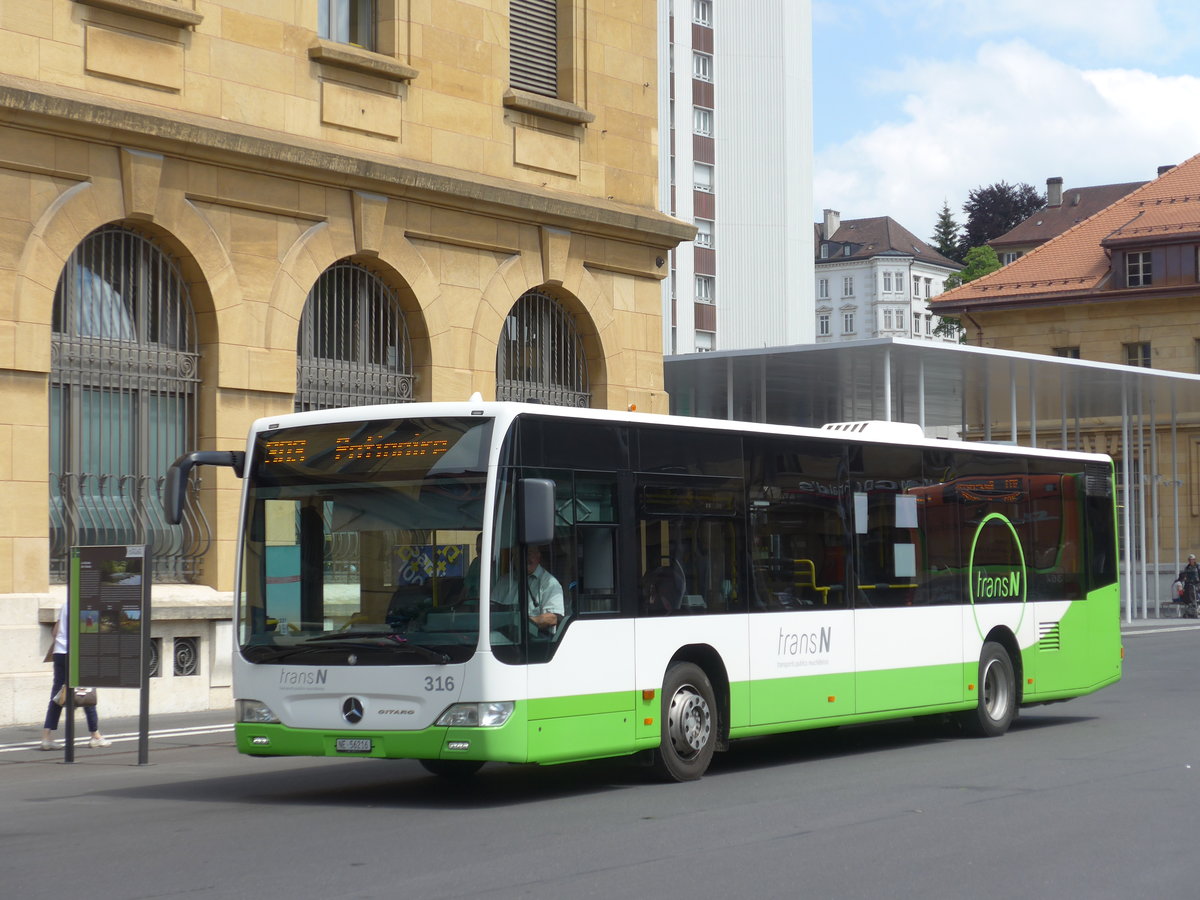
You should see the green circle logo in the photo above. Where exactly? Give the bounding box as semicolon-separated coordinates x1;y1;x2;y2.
968;512;1027;639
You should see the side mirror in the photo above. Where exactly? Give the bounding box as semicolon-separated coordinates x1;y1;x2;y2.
163;451;245;525
519;478;556;546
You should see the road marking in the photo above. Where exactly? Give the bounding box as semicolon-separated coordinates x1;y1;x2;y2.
0;723;233;753
1122;624;1200;636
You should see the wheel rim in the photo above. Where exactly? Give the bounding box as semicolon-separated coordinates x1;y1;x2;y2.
666;683;712;758
981;658;1010;722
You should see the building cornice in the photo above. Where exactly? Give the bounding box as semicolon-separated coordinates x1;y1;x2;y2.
0;76;693;249
933;283;1200;314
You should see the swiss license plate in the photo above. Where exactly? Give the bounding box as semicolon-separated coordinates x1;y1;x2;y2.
335;738;372;753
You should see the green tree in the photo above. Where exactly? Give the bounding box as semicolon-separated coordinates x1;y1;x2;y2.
944;244;1002;289
960;181;1044;253
935;245;1002;340
930;200;963;263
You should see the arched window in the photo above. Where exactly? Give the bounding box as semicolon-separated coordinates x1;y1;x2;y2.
50;225;200;582
496;289;590;407
296;260;413;411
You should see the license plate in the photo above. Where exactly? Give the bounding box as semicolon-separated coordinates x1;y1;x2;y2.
335;738;372;753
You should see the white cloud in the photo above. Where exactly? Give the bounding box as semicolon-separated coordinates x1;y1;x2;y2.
813;40;1200;240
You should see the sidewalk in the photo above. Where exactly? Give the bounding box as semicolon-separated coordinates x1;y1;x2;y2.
0;707;234;756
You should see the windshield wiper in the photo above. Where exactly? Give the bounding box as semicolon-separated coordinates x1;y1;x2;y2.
245;634;450;664
307;629;401;642
306;633;451;664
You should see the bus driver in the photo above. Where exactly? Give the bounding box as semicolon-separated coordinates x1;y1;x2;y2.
494;546;564;635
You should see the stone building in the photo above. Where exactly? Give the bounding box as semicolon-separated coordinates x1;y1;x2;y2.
933;151;1200;575
0;0;690;726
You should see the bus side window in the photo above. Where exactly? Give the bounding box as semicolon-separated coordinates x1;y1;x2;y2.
637;517;739;615
746;436;849;611
578;526;618;613
851;445;923;608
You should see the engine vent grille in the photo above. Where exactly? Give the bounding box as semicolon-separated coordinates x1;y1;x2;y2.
1085;463;1112;497
1037;621;1062;651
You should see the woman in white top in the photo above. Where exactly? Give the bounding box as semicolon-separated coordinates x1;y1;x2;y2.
41;601;111;750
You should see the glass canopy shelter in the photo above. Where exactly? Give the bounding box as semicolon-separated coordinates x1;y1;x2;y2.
665;337;1200;621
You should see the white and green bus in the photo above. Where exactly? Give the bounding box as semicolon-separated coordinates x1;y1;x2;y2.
165;399;1122;781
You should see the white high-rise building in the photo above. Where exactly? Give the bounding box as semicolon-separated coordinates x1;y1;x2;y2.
658;0;814;354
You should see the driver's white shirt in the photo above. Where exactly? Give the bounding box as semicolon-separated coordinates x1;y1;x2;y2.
494;565;565;621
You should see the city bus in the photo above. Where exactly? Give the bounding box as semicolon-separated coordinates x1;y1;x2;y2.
164;399;1122;781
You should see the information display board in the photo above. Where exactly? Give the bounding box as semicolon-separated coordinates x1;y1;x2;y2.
68;545;149;689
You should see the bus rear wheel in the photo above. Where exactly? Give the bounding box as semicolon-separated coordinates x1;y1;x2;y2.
958;641;1016;737
419;758;485;778
654;662;717;782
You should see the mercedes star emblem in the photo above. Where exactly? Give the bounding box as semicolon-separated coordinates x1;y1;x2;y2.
342;696;364;724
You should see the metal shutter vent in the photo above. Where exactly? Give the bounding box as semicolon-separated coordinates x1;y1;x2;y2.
510;0;557;97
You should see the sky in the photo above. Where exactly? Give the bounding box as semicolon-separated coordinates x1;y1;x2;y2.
811;0;1200;242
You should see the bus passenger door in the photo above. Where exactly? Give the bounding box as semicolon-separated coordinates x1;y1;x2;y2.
851;446;964;714
518;470;638;764
745;437;856;726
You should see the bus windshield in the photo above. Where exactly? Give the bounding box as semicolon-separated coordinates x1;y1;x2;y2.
237;416;493;666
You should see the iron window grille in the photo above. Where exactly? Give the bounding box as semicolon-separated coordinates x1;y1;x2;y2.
496;290;590;407
296;260;413;412
50;225;202;583
148;638;161;678
174;637;199;676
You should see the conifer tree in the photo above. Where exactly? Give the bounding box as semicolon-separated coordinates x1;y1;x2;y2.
930;201;963;263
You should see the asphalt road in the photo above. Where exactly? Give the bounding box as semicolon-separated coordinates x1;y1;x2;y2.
3;622;1199;900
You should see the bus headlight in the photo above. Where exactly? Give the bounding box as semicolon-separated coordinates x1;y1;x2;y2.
436;701;514;727
237;699;280;724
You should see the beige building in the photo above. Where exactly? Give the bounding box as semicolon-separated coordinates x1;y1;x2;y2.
933;151;1200;587
0;1;690;726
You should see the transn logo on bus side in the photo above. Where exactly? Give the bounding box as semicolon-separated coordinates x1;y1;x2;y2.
974;570;1021;599
778;626;832;656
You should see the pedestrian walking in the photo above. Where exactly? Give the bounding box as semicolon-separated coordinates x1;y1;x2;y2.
41;601;110;750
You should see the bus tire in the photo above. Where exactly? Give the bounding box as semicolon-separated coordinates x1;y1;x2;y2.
958;641;1016;737
654;662;717;782
418;758;485;778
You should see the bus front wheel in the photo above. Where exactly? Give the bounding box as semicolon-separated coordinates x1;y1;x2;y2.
958;641;1016;737
654;662;717;782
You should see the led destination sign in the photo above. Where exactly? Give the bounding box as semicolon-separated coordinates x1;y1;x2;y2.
261;435;450;465
252;417;489;480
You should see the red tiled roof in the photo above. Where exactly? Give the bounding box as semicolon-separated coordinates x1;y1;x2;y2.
933;151;1200;311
